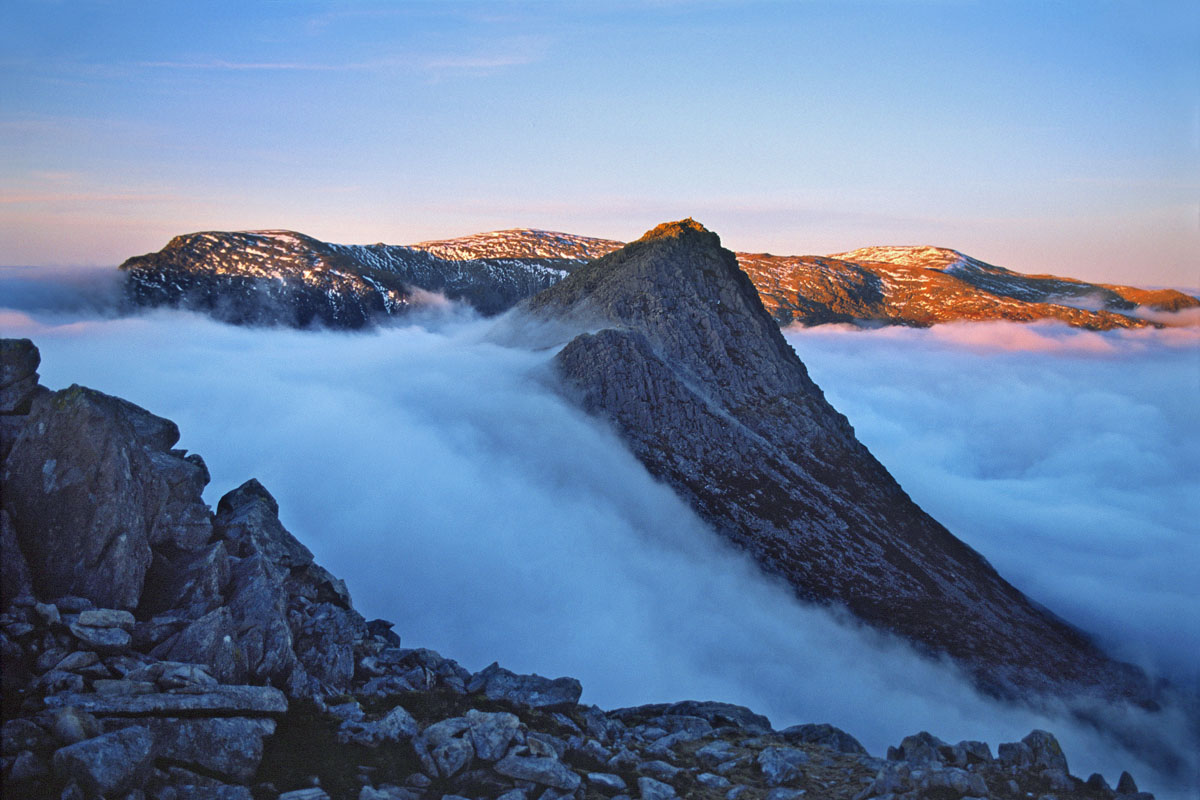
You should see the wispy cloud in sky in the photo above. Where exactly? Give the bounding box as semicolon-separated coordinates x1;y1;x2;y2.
133;37;543;76
135;59;367;72
2;1;1195;284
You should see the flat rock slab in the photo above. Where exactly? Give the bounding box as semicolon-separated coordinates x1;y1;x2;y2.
43;685;287;716
468;661;582;709
495;753;582;791
150;717;275;782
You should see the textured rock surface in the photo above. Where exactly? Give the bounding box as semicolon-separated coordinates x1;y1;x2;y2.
118;229;593;327
1;384;201;608
0;337;40;415
51;726;155;795
467;662;583;709
526;219;1152;704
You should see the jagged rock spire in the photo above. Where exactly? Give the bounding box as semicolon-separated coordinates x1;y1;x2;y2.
524;219;1153;704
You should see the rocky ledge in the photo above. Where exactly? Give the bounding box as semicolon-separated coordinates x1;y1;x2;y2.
0;337;1159;800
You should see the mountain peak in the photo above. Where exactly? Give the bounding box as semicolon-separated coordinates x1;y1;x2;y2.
636;217;717;245
528;222;1154;705
830;245;978;273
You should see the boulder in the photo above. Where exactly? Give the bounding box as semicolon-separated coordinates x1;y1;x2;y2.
889;731;949;765
468;661;582;709
41;707;102;745
124;660;218;690
290;599;364;690
366;618;401;646
140;716;275;782
1116;771;1139;794
171;779;254;800
215;480;365;694
957;739;993;764
588;772;627;792
277;789;330;800
636;776;677;800
6;748;48;782
765;790;806;800
76;608;135;629
757;747;808;786
2;379;214;609
2;386;159;608
69;621;132;654
640;760;682;781
697;741;741;767
1086;772;1115;796
998;740;1034;768
152;606;243;682
1023;730;1069;772
412;717;473;778
0;510;32;607
2;718;50;753
465;709;521;761
1042;767;1074;792
780;722;867;754
0;338;39;414
215;479;313;570
698;772;732;789
336;705;418;747
495;752;581;791
143;448;213;550
52;726;155;795
918;766;988;797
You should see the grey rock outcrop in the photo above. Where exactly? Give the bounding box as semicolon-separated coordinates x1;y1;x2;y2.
1;384;199;608
51;726;155;795
0;337;40;415
467;662;583;709
524;218;1152;705
779;722;867;754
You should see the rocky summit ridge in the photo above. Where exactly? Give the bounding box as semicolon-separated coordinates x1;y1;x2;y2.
0;336;1167;800
116;226;1197;331
521;220;1153;707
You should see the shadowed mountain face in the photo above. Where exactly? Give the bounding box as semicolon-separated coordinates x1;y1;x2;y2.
117;228;1196;330
118;229;591;327
522;219;1152;704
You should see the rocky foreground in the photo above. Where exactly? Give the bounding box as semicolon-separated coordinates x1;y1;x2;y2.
0;338;1164;799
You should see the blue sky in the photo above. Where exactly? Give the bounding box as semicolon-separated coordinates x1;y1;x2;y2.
2;0;1196;286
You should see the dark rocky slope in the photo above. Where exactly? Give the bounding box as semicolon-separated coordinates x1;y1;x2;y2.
521;220;1152;706
0;343;1166;799
117;228;1196;330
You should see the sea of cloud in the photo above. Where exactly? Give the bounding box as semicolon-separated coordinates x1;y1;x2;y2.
784;322;1200;688
1;281;1197;797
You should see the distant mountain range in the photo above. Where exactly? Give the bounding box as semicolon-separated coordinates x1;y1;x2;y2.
119;228;1198;330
